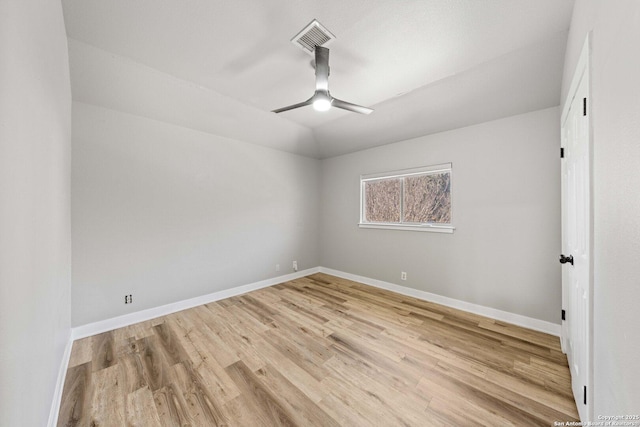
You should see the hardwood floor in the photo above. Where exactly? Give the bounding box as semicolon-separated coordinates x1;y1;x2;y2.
58;273;579;426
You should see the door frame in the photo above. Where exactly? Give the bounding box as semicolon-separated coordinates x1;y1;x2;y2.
560;33;593;422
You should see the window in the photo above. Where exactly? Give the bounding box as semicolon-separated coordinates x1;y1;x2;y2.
359;163;454;233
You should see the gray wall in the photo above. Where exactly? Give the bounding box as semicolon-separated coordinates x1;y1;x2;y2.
71;103;320;326
563;0;640;415
320;107;561;323
0;1;72;426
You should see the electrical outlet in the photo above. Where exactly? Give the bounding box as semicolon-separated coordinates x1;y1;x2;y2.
276;264;280;272
401;272;407;281
125;294;133;304
293;260;298;272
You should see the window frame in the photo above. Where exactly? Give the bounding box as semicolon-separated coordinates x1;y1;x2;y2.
359;163;454;233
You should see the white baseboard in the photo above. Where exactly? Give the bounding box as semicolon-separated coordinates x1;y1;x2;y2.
318;267;561;336
71;267;320;340
71;264;560;341
47;330;74;427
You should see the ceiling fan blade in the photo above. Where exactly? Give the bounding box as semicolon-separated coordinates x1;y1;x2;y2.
272;98;313;113
331;98;374;115
314;46;330;91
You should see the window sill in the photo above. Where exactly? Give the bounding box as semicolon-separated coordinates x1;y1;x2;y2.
358;223;455;233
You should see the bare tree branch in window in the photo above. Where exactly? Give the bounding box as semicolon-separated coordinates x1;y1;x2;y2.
365;179;401;222
403;173;451;224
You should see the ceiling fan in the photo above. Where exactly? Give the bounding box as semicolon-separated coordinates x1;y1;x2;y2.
272;46;373;115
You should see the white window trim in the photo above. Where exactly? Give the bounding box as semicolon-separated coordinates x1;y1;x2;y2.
359;163;455;233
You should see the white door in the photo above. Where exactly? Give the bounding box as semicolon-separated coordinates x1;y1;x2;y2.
560;37;591;422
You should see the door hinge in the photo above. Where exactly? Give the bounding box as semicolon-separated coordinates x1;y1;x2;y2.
583;385;587;405
561;147;565;158
583;98;587;116
562;309;566;321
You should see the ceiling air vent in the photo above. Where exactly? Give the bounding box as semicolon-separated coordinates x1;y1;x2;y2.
291;19;336;55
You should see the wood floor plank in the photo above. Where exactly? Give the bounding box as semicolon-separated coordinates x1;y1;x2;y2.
137;335;172;391
224;360;297;426
192;352;241;404
118;352;147;394
272;300;333;338
252;363;340;427
152;322;191;365
226;304;272;334
417;362;552;426
273;286;329;313
223;394;271;427
326;331;425;388
67;337;92;369
236;295;279;327
431;359;573;423
485;366;579;417
58;273;579;426
173;309;239;368
197;304;267;372
91;331;116;372
126;386;162;427
323;351;431;425
89;364;125;425
163;314;241;406
153;384;194;427
262;325;332;382
172;361;230;426
248;334;330;403
163;312;212;366
317;377;386;427
479;318;562;350
56;362;91;427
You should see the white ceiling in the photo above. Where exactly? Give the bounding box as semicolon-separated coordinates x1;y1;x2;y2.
62;0;575;158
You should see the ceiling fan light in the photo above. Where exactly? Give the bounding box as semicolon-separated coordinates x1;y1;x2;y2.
313;97;331;112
